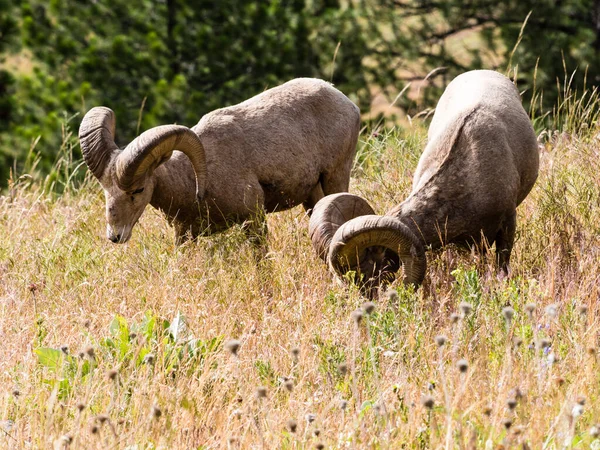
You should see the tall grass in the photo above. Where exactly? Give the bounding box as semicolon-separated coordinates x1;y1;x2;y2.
1;81;600;449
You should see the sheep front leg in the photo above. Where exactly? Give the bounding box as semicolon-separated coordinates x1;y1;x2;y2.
494;211;516;274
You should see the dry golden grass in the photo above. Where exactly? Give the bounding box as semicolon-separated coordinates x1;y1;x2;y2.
1;97;600;449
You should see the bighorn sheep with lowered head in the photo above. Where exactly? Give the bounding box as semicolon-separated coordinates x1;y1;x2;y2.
80;78;360;243
309;70;539;290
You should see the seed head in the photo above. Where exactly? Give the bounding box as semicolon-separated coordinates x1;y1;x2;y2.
12;389;19;398
60;345;69;355
572;403;584;418
590;425;600;438
256;386;267;399
421;395;435;409
83;319;91;329
61;434;73;444
107;369;118;381
555;376;566;387
576;396;586;406
129;332;137;340
483;406;492;416
351;309;363;324
228;437;237;445
225;339;241;356
314;429;321;437
459;302;473;316
287;419;297;433
90;424;99;434
545;303;558;319
587;346;597;355
232;409;242;419
315;443;324;450
306;413;316;423
338;362;348;376
96;414;109;424
84;346;95;358
524;303;536;317
539;338;551;350
291;346;301;360
434;335;447;347
143;353;155;365
578;304;589;315
503;418;513;429
340;399;348;410
457;359;469;373
512;336;523;348
151;405;162;419
362;301;376;315
386;289;398;302
284;379;294;392
507;398;517;410
502;306;515;322
76;402;86;412
450;313;461;324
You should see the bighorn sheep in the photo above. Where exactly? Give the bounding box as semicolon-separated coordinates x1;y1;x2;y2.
309;70;539;290
79;78;360;243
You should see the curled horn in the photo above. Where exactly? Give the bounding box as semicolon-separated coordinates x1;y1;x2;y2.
115;125;207;198
79;107;119;179
308;193;375;261
328;215;426;288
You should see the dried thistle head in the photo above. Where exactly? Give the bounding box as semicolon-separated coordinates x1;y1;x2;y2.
151;405;162;419
107;369;118;381
459;302;473;316
291;346;300;360
306;413;316;423
225;339;241;356
284;379;294;392
524;303;536;317
351;309;364;325
578;304;589;316
421;395;435;409
434;335;447;347
386;288;399;302
502;306;515;323
256;386;267;399
362;301;376;315
338;362;348;376
84;346;95;358
450;313;461;324
287;419;297;433
545;303;558;319
457;359;469;373
76;402;86;412
507;398;518;410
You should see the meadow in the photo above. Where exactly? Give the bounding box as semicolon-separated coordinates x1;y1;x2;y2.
1;79;600;449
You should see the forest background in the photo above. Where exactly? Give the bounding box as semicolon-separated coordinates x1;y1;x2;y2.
0;0;599;186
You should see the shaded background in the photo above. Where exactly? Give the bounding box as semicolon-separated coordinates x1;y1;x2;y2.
0;0;599;188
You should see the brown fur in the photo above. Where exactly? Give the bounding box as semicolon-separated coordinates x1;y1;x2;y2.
97;78;360;243
388;70;539;268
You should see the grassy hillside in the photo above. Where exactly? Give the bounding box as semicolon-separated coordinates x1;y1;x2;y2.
1;94;600;449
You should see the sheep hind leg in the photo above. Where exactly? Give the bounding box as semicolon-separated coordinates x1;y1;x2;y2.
302;182;325;216
494;211;516;275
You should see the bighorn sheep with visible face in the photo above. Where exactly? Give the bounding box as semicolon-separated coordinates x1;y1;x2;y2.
309;70;539;290
80;78;360;243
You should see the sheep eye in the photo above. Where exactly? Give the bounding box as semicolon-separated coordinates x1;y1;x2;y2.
132;188;145;195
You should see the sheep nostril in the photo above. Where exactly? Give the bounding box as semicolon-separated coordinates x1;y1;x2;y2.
109;234;121;243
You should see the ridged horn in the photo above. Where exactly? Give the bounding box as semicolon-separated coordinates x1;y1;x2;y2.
79;107;119;179
115;125;207;198
328;215;426;288
309;193;375;261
